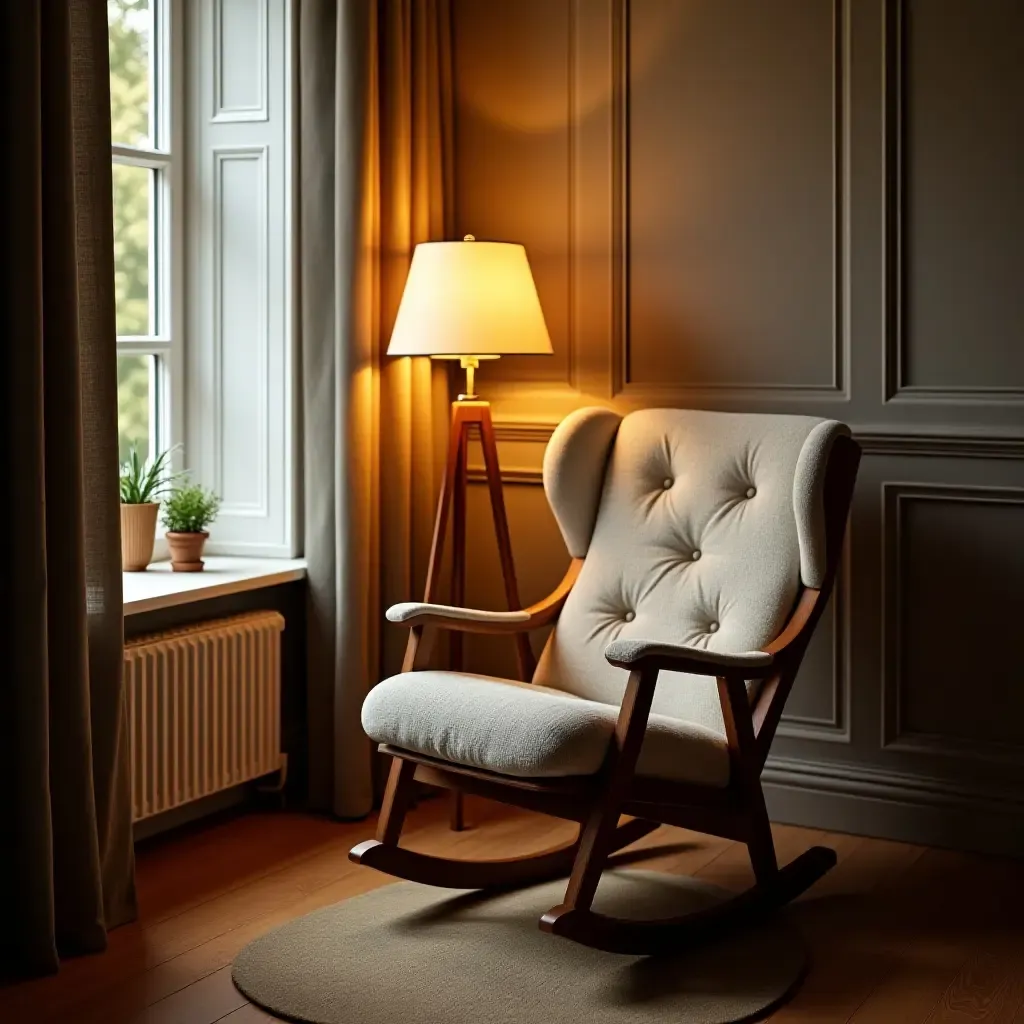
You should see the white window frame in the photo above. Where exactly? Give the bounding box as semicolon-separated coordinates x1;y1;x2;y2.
112;0;184;468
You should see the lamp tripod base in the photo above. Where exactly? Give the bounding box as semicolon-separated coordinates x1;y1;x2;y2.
419;399;534;830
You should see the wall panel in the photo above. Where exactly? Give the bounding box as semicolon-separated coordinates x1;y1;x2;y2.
889;0;1024;401
626;0;840;394
883;483;1024;762
452;0;1024;855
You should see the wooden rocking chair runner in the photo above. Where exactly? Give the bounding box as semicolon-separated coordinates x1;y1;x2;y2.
350;407;861;955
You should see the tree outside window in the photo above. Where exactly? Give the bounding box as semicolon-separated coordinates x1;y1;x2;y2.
109;0;171;466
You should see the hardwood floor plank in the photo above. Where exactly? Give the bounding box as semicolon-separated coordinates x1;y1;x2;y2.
3;800;1021;1024
135;812;347;923
766;836;929;1022
217;1004;279;1022
27;803;576;1023
924;951;1024;1024
132;966;246;1024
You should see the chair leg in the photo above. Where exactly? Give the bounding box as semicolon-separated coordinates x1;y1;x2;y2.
544;667;659;928
560;806;625;913
449;791;466;831
744;784;779;887
376;757;418;846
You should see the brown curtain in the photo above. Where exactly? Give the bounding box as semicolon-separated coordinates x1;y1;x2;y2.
0;3;136;977
298;0;452;818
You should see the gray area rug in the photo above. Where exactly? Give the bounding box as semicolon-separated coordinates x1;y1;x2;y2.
233;869;807;1024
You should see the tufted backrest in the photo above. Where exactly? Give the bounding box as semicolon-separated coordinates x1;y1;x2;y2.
533;407;849;737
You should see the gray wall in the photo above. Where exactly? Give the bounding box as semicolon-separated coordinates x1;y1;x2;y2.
451;0;1024;856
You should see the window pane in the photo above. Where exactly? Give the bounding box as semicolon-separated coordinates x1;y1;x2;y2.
113;163;151;336
108;0;151;147
118;355;153;465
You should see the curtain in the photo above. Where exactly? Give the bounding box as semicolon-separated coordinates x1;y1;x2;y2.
298;0;452;818
0;2;136;977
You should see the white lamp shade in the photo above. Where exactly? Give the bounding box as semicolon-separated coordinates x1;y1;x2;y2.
387;239;553;358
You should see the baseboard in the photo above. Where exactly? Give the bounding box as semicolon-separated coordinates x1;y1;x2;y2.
763;756;1024;859
133;785;249;842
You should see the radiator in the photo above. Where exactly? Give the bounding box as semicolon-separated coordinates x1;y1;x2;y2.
124;610;286;822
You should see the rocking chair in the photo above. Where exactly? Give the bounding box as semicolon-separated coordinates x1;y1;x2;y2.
350;407;860;955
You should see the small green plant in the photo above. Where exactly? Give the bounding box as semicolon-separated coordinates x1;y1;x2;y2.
161;482;221;534
119;444;182;504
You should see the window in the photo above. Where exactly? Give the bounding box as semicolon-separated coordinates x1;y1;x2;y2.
107;0;296;558
109;0;177;465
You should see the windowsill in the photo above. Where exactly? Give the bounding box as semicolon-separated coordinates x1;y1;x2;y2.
123;556;307;616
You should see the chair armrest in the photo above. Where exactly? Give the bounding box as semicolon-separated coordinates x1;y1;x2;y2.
386;558;584;637
386;602;530;633
604;639;775;677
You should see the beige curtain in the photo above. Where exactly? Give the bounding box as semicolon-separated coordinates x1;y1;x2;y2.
0;3;136;976
298;0;452;818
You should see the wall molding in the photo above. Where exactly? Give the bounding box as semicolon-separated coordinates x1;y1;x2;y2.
881;481;1024;766
611;0;849;402
765;754;1024;815
491;421;1024;461
764;754;1024;857
882;0;1024;405
466;466;542;486
492;422;558;444
858;430;1024;459
211;0;269;123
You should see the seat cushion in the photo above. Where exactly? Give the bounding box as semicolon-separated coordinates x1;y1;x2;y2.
362;671;731;787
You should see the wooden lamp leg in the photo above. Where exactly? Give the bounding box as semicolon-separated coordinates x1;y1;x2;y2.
420;400;531;831
478;408;535;680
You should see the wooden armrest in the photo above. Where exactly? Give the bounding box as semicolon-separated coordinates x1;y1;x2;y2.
387;559;583;636
604;639;775;678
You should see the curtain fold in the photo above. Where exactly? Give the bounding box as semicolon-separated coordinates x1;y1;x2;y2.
0;1;136;977
299;0;452;818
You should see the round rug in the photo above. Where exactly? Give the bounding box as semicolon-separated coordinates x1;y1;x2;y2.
233;869;806;1024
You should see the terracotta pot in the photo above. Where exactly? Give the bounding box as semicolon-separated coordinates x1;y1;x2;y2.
121;502;160;571
166;531;209;572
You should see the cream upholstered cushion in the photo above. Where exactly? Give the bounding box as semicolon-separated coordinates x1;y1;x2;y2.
534;408;848;738
362;671;731;786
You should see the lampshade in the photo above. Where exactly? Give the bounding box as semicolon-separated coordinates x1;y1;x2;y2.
387;238;553;358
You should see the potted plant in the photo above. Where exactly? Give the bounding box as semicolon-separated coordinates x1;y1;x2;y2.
120;445;179;571
161;482;221;572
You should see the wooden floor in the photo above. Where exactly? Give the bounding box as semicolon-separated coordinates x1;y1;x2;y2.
3;798;1023;1023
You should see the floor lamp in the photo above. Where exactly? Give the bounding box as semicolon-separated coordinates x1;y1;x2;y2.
387;235;553;829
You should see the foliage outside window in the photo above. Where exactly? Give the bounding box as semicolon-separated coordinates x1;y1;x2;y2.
109;0;173;466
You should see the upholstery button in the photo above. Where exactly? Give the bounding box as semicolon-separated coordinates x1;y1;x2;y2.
745;486;757;499
691;549;701;561
624;611;635;622
708;621;719;633
662;478;673;490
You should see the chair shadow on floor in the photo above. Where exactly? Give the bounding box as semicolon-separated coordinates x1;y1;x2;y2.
389;842;896;1015
370;840;823;1023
